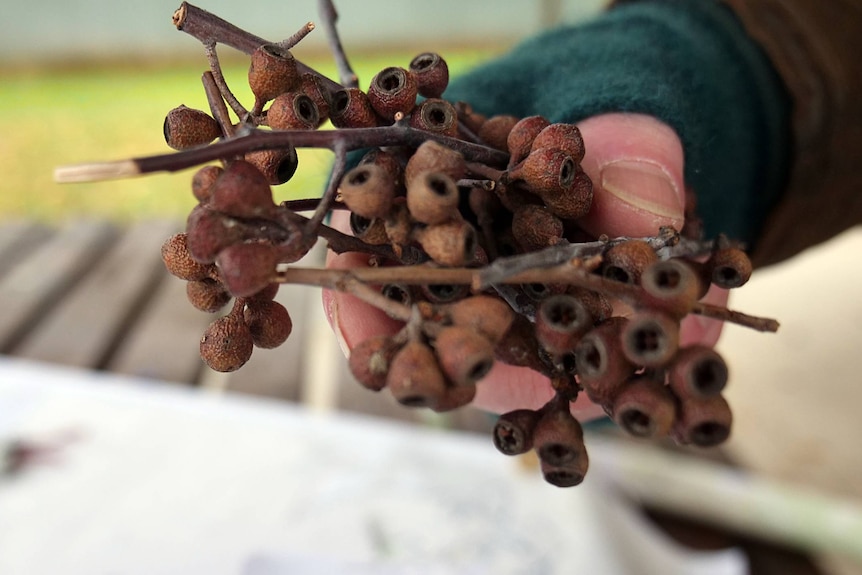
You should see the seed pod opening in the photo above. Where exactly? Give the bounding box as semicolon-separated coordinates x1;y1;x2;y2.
709;247;753;289
349;213;389;245
298;73;331;125
267;92;320;130
329;87;378;128
602;240;658;285
367;66;418;121
409;98;458;137
433;325;496;386
386;340;448;408
640;259;702;317
339;164;397;219
611;376;676;439
493;409;541;456
406;171;460;225
535;294;593;356
409;52;449;98
672;394;733;447
669;345;729;399
245;147;299;185
620;310;680;368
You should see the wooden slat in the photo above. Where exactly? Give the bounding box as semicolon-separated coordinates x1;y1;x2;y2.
0;220;52;277
0;220;117;352
13;220;177;368
106;269;212;384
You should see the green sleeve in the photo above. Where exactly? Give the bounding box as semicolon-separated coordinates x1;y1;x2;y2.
443;0;791;247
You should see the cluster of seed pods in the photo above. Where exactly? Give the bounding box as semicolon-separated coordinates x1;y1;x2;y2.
150;6;762;488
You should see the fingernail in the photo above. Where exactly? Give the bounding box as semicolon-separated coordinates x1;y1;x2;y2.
323;292;351;357
600;160;683;220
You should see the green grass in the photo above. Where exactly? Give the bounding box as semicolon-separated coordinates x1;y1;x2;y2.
0;49;499;223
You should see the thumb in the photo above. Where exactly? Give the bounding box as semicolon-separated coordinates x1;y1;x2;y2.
577;113;686;239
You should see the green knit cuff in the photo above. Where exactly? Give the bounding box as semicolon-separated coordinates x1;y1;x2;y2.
443;0;791;247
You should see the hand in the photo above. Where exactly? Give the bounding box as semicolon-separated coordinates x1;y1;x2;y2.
323;113;729;420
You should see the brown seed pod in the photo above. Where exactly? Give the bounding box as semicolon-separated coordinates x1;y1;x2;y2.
507;115;551;167
185;205;245;264
186;278;231;313
208;160;276;219
406;171;460;225
511;204;564;252
216;242;278;298
672;394;733;447
708;247;753;289
574;318;635;406
566;287;613;324
408;52;449;98
444;295;514;344
161;233;214;281
540;171;593;221
244;146;299;185
386;340;448;408
533;398;589;487
163;105;221;150
359;147;405;191
493;409;541;456
329;87;378;128
433;325;496;387
348;335;403;392
668;345;729;399
243;299;292;349
454;101;486;134
602;240;658;285
199;313;254;372
404;140;466;187
191;165;223;204
620;310;680;368
611;376;677;439
383;202;412;257
508;147;578;199
531;123;586;163
248;44;299;103
413;219;478;267
408;98;458;137
367;66;418;121
298;73;331;125
349;213;389;245
477;114;519;151
494;315;550;375
267;91;320;130
639;259;703;318
535;294;593;357
339;164;397;219
429;383;477;412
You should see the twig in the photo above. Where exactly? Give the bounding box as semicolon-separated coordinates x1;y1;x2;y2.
201;71;235;138
692;302;780;333
317;0;358;88
305;140;346;235
55;126;509;182
279;21;316;50
173;2;344;97
203;43;250;122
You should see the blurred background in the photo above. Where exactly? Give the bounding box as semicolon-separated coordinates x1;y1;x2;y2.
1;2;861;574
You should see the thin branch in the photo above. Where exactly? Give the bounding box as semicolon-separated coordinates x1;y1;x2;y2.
204;43;250;122
173;2;344;96
305;140;346;234
279;21;316;50
55;126;509;182
201;71;235;137
275;261;779;333
317;0;358;88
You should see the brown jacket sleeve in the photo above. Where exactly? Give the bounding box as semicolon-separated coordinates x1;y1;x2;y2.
723;0;862;266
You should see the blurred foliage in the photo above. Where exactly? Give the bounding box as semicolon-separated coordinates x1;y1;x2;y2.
0;49;499;222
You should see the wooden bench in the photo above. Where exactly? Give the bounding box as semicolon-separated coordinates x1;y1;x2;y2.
0;218;495;434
